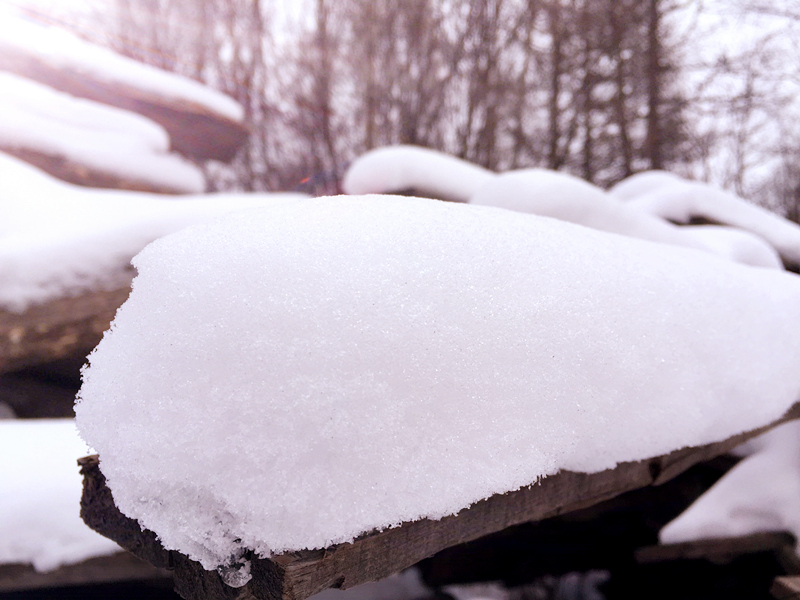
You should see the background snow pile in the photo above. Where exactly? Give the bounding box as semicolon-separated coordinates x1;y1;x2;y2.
610;171;800;269
0;153;306;312
76;195;800;575
0;72;205;194
0;419;120;571
343;145;495;203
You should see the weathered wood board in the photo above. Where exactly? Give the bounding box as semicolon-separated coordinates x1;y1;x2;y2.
0;284;132;374
80;400;800;600
637;531;800;574
0;551;171;592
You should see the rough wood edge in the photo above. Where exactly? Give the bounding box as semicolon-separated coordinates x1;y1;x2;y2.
0;283;133;373
79;401;800;600
0;551;172;592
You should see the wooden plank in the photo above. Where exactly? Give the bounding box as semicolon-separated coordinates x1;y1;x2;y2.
0;47;248;163
79;401;800;600
0;284;132;374
772;576;800;599
0;551;171;592
636;532;798;565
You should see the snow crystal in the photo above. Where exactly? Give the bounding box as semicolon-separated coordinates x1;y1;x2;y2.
0;419;120;572
468;169;711;254
0;152;307;312
660;420;800;544
0;11;243;122
343;145;495;202
76;195;800;573
0;73;205;194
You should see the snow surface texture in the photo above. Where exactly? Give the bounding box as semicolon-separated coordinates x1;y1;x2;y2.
660;420;800;544
0;8;243;122
0;72;205;193
0;152;307;312
611;171;800;268
0;419;120;571
76;195;800;579
342;145;495;202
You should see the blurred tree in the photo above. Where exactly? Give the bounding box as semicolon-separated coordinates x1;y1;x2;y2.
87;0;800;216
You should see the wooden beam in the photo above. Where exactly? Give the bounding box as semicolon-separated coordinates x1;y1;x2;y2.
0;284;132;374
79;401;800;600
0;552;171;592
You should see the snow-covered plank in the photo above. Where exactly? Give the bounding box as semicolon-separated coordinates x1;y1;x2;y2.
79;405;800;600
0;552;170;592
0;14;247;162
0;284;131;374
0;72;206;194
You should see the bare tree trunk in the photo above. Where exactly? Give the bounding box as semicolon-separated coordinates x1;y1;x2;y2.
645;0;663;169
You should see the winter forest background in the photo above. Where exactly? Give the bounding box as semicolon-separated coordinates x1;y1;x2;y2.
32;0;800;224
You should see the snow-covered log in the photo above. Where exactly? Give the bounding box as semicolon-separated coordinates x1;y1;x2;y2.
78;404;800;600
0;17;248;163
0;73;206;194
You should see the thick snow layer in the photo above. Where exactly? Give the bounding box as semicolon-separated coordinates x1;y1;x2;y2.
0;73;205;193
0;419;120;572
0;10;243;122
469;169;713;255
0;152;306;312
680;225;785;270
660;420;800;544
343;145;495;202
76;195;800;576
608;170;687;202
615;173;800;267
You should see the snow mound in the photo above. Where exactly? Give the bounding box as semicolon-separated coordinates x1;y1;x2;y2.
0;152;307;312
680;226;784;270
608;170;687;202
469;169;710;254
0;72;205;194
0;419;120;572
615;173;800;268
343;145;495;202
660;420;800;544
76;195;800;575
